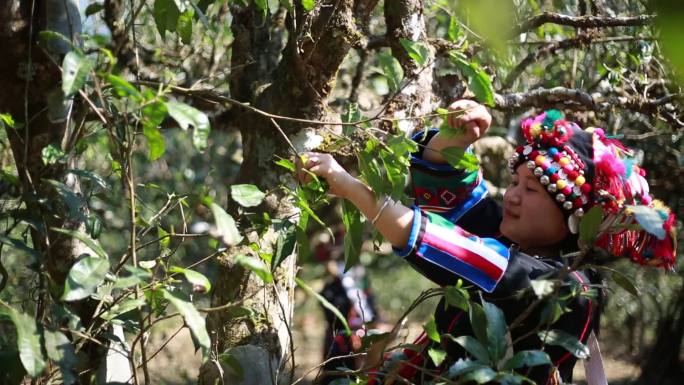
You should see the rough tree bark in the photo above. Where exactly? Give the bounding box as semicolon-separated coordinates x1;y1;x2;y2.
198;1;378;384
0;1;128;382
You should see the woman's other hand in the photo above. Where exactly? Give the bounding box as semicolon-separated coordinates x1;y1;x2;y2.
295;152;358;198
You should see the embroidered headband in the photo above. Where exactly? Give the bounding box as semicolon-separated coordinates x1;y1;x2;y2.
509;110;677;269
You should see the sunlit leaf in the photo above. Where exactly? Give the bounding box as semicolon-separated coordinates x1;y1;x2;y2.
274;157;295;172
423;316;440;343
428;347;447;367
441;147;480;172
209;203;242;246
112;265;152;289
399;38;431;67
166;101;211;152
52;228;108;259
106;74;143;102
177;10;194;44
301;0;315;12
62;51;92;97
160;289;210;359
450;54;495;106
377;52;404;94
66;169;110;191
235;255;273;283
444;285;470;312
61;254;110;301
231;184;266;207
530;279;555;299
629;205;666;240
100;297;146;321
295;277;351;335
170;266;212;293
42;144;66;165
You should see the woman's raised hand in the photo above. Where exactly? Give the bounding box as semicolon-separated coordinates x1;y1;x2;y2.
446;99;492;147
423;99;492;163
295;152;357;198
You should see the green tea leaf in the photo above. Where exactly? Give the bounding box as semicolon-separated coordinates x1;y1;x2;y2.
448;335;490;363
469;302;488;347
502;349;551;370
301;0;315;12
341;200;363;272
450;54;495;107
444;286;470;312
100;297;146;321
272;221;297;271
66;169;110;191
428;347;447;367
166;101;211;152
52;228;108;259
0;235;41;260
0;307;46;377
538;329;589;359
154;0;181;36
43;329;77;385
177;10;194;44
579;206;603;245
170;266;212;293
143;124;166;161
62;51;92;97
483;300;507;362
235;255;273;283
274;157;295;172
377;52;404;94
106;74;143;102
42;144;66;165
112;265;152;289
85;2;104;16
441;147;479;172
399;38;430;67
612;270;640;297
295;277;351;335
209;203;242;246
447;16;460;42
231;184;266;207
61;255;110;301
218;353;244;381
423;316;440;343
160;289;210;359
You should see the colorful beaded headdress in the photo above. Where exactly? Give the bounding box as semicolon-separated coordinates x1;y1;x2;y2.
509;110;677;269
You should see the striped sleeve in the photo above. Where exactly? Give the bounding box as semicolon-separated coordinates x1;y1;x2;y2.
410;129;488;222
394;207;510;293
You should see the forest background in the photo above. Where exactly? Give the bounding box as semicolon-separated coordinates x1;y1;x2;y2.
0;0;683;385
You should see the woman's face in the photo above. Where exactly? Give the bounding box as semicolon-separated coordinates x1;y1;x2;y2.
500;164;569;249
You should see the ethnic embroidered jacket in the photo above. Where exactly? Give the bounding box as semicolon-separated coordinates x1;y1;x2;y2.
388;130;601;384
